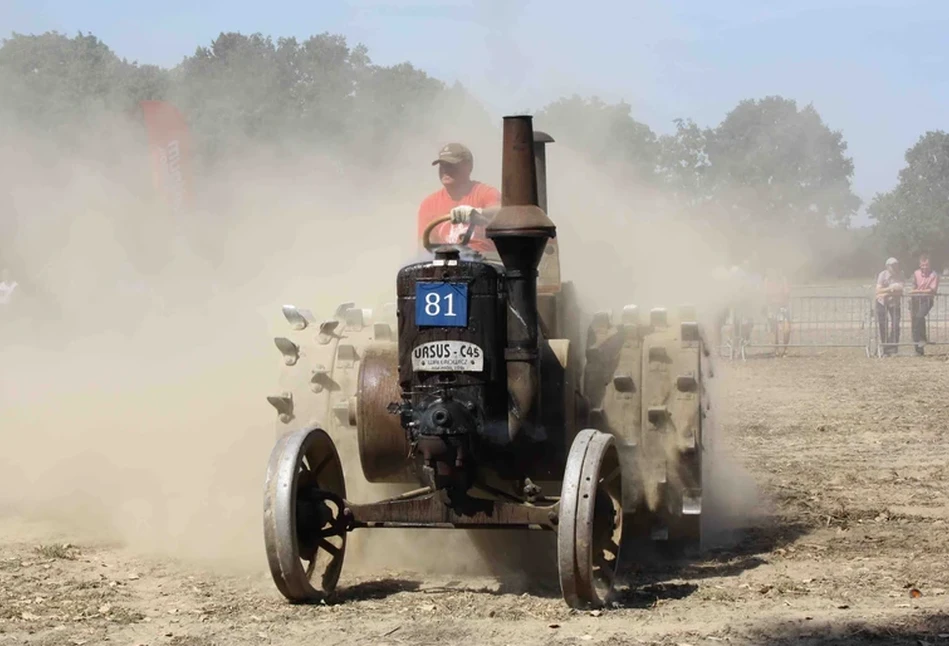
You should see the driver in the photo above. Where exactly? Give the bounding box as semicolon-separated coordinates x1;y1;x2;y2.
417;143;501;253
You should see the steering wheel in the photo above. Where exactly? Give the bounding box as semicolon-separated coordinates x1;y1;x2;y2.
422;214;478;253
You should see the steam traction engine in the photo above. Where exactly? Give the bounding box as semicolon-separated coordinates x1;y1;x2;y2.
263;115;710;608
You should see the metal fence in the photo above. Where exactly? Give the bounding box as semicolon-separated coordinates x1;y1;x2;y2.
866;292;949;357
717;291;949;359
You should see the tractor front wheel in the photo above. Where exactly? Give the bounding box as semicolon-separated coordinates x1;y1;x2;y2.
263;427;348;603
557;428;624;608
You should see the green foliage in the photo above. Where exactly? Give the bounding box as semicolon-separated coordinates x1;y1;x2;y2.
707;96;860;232
869;130;949;266
166;31;457;162
0;31;889;279
658;98;861;239
535;95;659;181
0;30;486;167
658;118;713;202
0;31;160;134
656;97;863;270
536;95;862;269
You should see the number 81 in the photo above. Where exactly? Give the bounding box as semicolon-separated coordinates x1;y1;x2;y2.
424;292;456;317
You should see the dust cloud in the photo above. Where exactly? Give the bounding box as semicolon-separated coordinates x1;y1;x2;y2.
0;105;445;572
542;146;771;551
0;84;776;579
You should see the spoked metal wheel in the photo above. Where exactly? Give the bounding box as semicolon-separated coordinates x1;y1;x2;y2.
558;429;624;608
263;427;348;603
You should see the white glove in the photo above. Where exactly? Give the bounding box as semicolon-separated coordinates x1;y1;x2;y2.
449;205;480;225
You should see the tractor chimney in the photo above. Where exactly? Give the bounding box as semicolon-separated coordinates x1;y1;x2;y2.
533;130;554;214
486;115;556;442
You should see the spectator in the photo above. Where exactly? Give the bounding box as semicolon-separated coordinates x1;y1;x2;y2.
763;268;792;357
875;257;904;356
909;252;939;355
710;265;734;353
712;262;757;354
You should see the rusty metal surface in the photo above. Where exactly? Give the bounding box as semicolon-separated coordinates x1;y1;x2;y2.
500;115;539;208
263;427;348;603
486;118;557;443
557;429;623;609
537;239;561;293
556;429;596;607
490;231;549;442
531;127;560;293
533;129;554;214
348;491;557;530
574;431;622;607
356;342;415;483
486;204;557;240
639;313;704;543
533;130;554;144
579;306;704;547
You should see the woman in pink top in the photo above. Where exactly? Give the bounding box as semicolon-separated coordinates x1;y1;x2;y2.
910;253;939;355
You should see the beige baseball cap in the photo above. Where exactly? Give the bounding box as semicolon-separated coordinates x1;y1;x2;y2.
432;143;473;166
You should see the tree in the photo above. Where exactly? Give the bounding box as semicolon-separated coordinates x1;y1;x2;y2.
534;95;659;182
347;61;449;165
705;97;861;236
658;117;713;204
0;31;156;133
0;29;472;169
168;31;472;166
0;32;870;279
869;130;949;265
171;32;300;157
655;97;862;269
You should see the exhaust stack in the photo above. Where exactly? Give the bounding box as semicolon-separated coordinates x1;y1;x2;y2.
533;130;554;214
486;115;556;442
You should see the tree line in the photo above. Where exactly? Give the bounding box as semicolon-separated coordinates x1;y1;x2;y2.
1;30;947;279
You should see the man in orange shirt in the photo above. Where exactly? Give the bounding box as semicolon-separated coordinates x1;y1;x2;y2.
417;143;501;254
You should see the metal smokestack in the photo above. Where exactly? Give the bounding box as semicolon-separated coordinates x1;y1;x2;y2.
500;115;540;208
486;115;556;442
533;130;554;214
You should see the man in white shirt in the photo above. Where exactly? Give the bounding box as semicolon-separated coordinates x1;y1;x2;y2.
875;257;904;356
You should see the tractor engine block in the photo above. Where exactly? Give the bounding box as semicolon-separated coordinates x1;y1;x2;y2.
393;247;509;489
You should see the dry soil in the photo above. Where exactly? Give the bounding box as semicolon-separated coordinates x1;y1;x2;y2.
2;353;949;646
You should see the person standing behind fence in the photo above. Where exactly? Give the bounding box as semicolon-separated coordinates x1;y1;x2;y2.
763;269;792;357
909;253;939;355
875;257;904;356
711;263;750;352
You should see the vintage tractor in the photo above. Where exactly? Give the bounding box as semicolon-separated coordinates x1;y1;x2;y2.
263;115;710;608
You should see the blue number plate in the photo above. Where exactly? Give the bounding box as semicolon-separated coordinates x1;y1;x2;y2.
416;282;468;327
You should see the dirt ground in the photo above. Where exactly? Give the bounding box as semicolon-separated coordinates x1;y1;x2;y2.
2;353;949;646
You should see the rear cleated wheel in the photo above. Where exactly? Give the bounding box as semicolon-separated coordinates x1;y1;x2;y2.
263;427;348;603
558;429;624;608
582;305;706;550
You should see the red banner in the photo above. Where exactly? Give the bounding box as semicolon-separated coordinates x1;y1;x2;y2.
140;100;191;214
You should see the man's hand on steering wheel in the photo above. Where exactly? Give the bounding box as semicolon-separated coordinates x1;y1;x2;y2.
449;205;488;226
422;205;500;252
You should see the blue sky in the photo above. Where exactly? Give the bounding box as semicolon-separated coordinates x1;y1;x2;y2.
4;0;948;219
